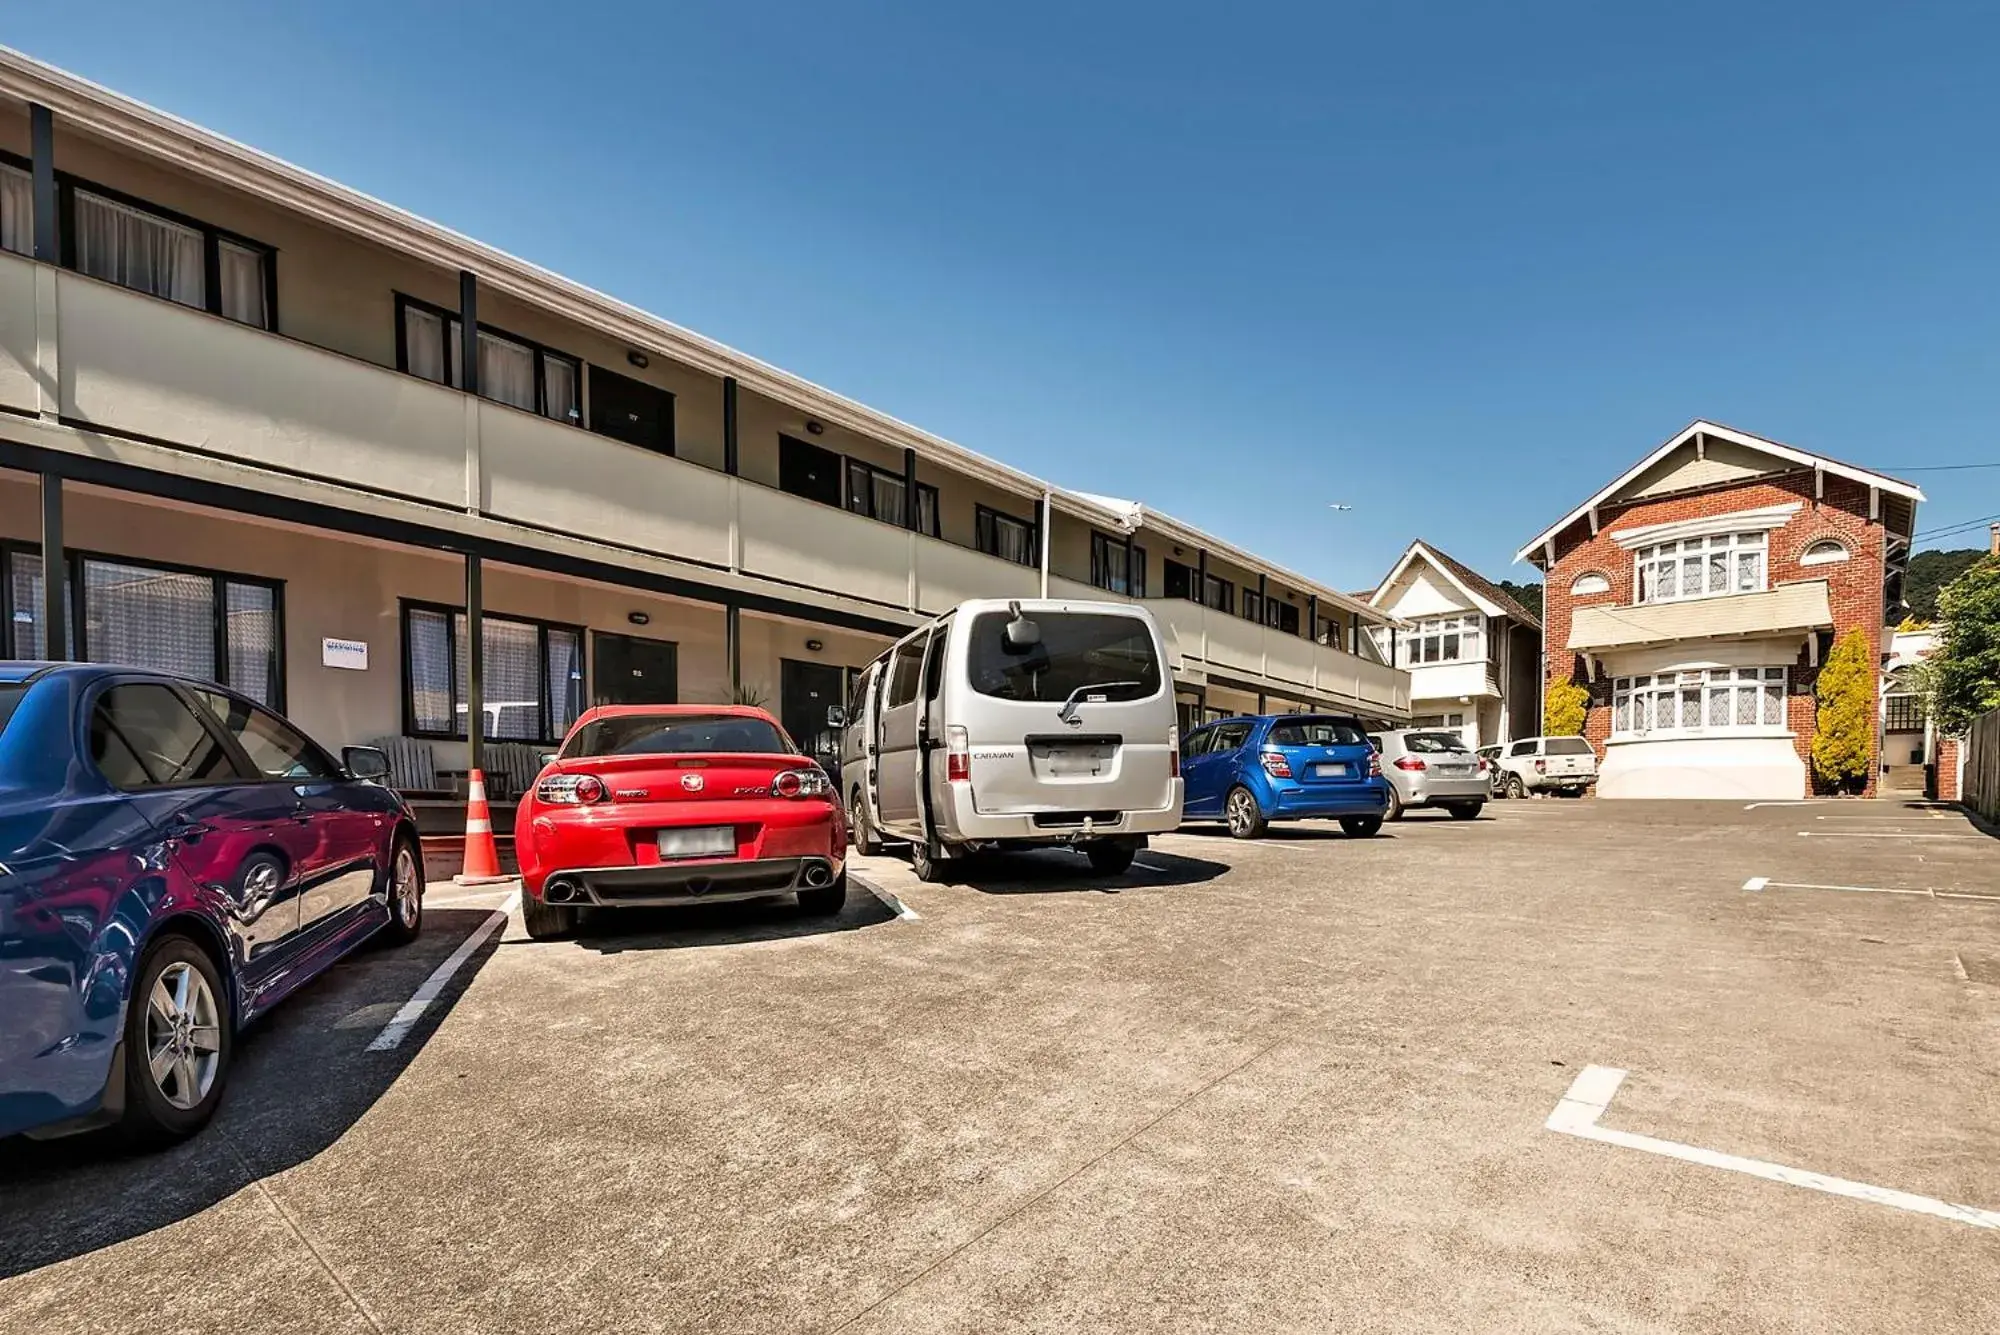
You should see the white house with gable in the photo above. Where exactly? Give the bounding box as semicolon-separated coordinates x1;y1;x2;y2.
1366;541;1543;748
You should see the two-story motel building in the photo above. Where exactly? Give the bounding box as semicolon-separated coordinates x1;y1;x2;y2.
0;51;1407;799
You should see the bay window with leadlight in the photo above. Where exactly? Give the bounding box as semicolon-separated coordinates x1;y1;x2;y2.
976;505;1038;567
1;546;282;706
846;459;940;536
396;294;580;426
402;602;583;744
1089;533;1147;597
1399;613;1484;666
1612;667;1788;737
1634;532;1766;605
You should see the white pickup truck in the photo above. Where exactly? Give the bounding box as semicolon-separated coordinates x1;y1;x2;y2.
1490;735;1598;798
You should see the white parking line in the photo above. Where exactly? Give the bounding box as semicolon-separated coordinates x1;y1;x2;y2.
1547;1065;2000;1230
858;876;921;921
1796;831;1975;840
366;891;518;1052
1744;801;1817;809
1741;877;2000;904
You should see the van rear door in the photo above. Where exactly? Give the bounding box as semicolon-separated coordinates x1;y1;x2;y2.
955;608;1174;817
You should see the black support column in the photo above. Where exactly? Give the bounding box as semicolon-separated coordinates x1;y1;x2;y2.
1196;550;1208;606
902;448;920;531
1123;533;1135;597
1258;573;1268;623
725;603;742;698
39;473;64;658
30;104;57;264
465;554;484;774
1307;594;1319;642
722;377;739;475
458;270;479;395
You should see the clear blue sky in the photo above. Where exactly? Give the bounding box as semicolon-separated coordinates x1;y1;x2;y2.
11;2;1998;587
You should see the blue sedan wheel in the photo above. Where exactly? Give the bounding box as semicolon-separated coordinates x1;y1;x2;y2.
1225;786;1268;840
123;935;233;1145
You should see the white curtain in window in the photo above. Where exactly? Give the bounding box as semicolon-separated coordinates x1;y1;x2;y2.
74;190;205;308
0;164;30;256
405;307;447;382
83;559;216;682
479;332;536;411
218;239;268;327
544;357;578;424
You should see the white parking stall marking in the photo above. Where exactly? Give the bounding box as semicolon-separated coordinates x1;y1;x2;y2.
1795;831;1976;840
1741;878;2000;905
1547;1065;2000;1230
366;891;518;1052
1743;801;1817;809
858;876;921;921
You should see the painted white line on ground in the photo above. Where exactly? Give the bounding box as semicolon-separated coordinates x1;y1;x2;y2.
1741;878;2000;904
1744;801;1817;809
1796;832;1974;840
1547;1065;2000;1230
366;891;518;1052
859;877;921;921
1130;856;1174;875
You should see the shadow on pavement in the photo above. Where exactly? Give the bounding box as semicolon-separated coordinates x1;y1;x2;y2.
0;906;505;1280
558;887;899;954
950;845;1231;894
1175;824;1399;842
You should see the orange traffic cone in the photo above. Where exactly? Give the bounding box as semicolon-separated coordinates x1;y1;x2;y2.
452;768;513;886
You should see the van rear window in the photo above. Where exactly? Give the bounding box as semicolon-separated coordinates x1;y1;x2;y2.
1546;737;1595;755
966;612;1161;704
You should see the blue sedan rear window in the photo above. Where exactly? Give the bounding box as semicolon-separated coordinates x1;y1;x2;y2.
1267;717;1367;747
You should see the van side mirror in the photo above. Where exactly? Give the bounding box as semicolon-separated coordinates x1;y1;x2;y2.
342;746;391;783
826;704;847;729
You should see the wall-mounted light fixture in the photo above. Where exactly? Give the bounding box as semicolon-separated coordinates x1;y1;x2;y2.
627;351;650;369
805;420;825;435
804;638;825;653
628;611;651;626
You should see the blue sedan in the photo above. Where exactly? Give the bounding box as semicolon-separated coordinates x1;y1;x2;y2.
0;663;424;1145
1180;714;1391;839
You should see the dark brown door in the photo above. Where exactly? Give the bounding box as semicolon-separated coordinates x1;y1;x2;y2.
588;365;676;455
780;658;847;761
592;632;679;706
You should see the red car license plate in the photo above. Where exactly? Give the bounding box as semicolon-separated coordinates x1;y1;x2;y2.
658;826;734;859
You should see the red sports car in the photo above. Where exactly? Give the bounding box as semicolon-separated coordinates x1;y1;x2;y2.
513;705;846;940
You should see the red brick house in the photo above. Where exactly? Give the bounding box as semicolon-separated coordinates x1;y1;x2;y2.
1516;422;1924;799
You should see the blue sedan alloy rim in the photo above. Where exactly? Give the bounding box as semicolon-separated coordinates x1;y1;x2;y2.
1227;788;1258;835
146;961;222;1111
392;845;421;929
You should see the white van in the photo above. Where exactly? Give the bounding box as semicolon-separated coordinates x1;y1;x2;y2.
835;599;1182;879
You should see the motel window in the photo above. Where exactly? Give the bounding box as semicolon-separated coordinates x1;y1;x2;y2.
396;295;581;425
402;602;583;743
1634;532;1767;605
845;459;940;536
1;546;282;706
1399;614;1483;666
1611;667;1787;737
1266;598;1301;635
1;162;29;256
57;181;276;330
976;505;1038;567
1203;573;1233;614
1089;534;1147;597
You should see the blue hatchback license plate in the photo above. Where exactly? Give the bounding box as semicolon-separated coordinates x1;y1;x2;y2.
1311;762;1349;778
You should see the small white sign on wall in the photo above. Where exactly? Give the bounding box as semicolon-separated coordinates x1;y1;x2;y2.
322;637;369;671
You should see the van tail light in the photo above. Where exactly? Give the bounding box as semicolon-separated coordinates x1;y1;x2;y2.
1259;750;1292;778
538;773;605;804
1535;758;1547;774
772;768;832;799
1168;726;1180;778
945;725;970;783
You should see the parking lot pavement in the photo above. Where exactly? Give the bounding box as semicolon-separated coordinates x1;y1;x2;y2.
3;800;1997;1334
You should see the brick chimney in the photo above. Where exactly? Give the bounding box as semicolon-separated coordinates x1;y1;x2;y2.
1991;522;1999;555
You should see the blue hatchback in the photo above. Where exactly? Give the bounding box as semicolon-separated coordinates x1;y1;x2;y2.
0;663;424;1146
1180;714;1391;839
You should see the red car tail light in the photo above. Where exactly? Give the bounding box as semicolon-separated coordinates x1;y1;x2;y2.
1259;750;1292;778
772;768;832;799
537;773;605;804
1393;756;1426;772
945;725;970;783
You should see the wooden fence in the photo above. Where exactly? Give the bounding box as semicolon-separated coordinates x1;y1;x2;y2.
1964;707;2000;822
